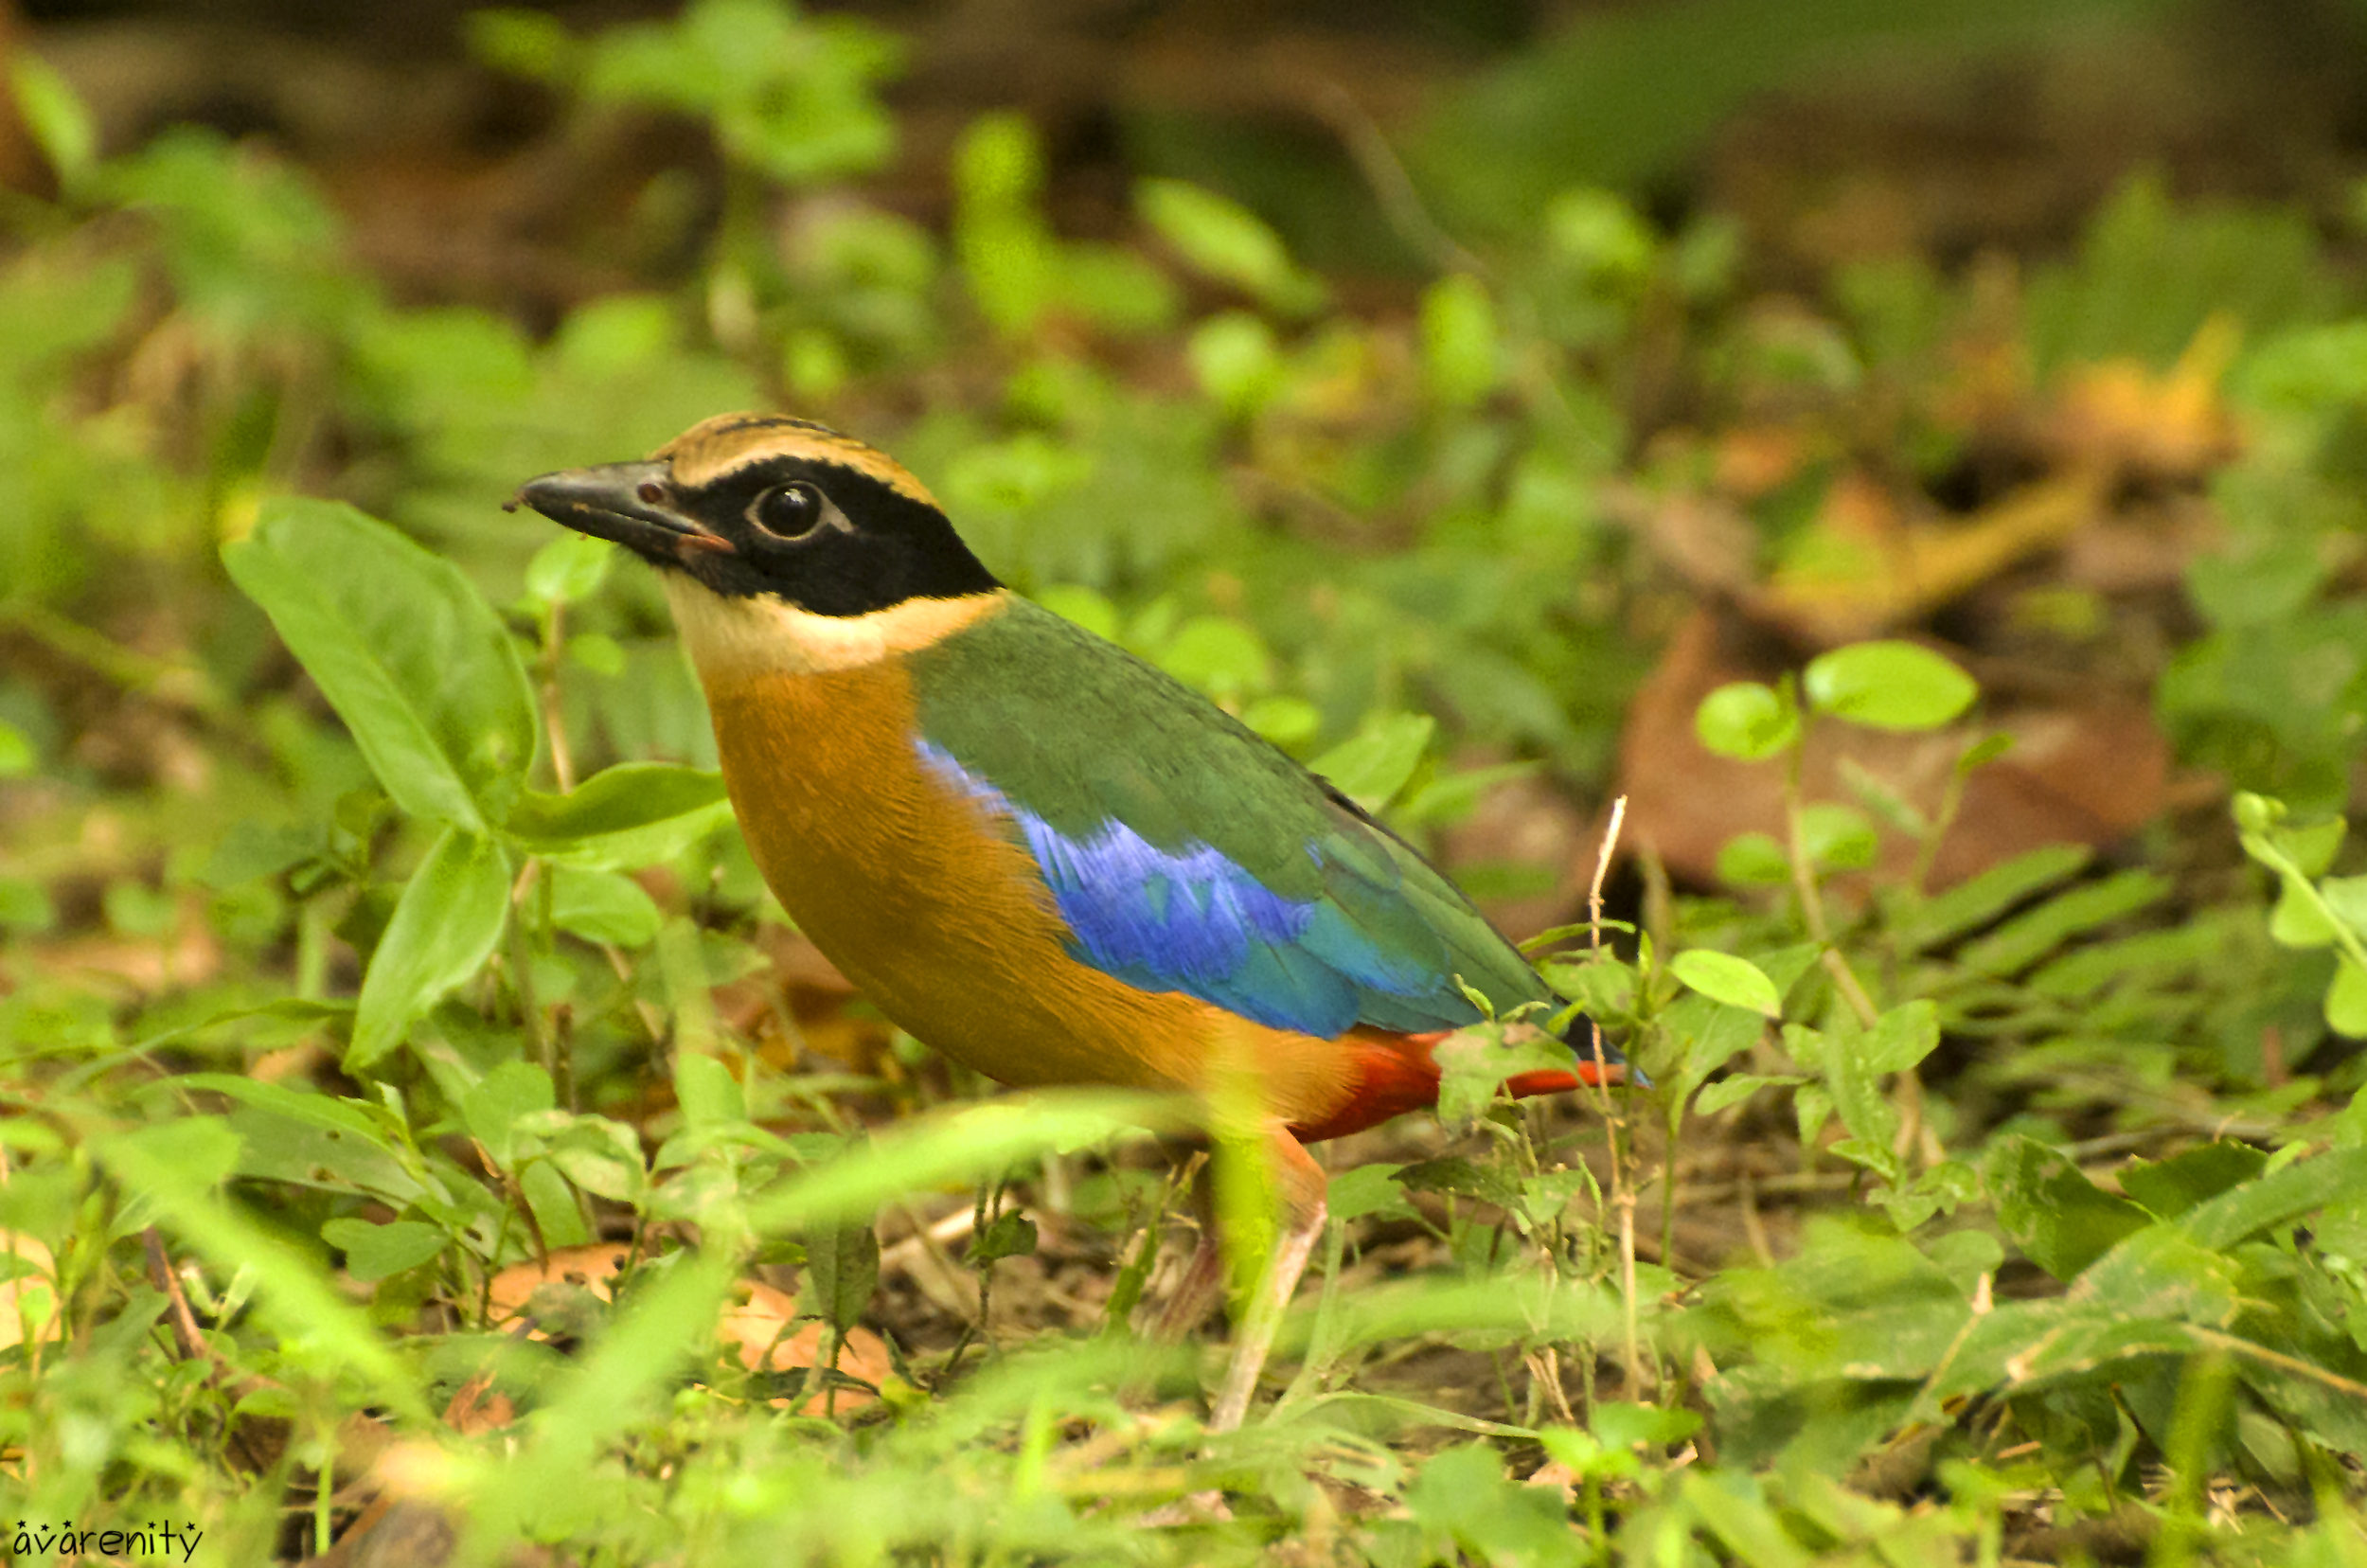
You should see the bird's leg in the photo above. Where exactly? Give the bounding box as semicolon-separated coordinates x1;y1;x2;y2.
1206;1130;1326;1433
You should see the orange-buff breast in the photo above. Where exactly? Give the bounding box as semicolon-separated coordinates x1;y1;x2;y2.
699;656;1387;1133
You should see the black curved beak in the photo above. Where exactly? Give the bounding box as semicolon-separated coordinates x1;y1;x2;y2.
507;460;733;564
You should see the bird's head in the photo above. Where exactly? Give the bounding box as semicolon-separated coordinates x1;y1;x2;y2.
511;413;1006;675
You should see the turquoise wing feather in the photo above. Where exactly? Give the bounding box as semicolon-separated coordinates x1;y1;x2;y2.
905;597;1593;1049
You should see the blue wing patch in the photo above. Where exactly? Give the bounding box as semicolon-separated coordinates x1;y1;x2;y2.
917;740;1465;1039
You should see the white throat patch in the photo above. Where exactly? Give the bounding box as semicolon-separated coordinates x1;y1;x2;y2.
663;576;1004;682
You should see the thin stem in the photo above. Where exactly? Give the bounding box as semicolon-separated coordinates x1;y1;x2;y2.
539;602;578;794
1785;732;1882;1030
1582;796;1646;1397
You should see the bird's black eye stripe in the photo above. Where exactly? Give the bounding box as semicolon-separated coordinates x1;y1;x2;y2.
749;482;822;540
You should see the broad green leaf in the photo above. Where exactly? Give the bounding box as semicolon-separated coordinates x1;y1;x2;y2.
1799;802;1878;871
463;1060;557;1167
1187;310;1283;417
1326;1163;1414;1224
1803;640;1977;731
1860;1000;1939;1075
1668;951;1782;1017
548;865;663;947
9;55;97;191
321;1218;447;1282
673;1051;743;1130
1664;993;1764;1095
2174;1145;2367;1252
176;1074;403;1157
0;720;31;777
2323;875;2367;939
2234;793;2345;876
2331;955;2367;1038
1695;681;1797;759
1715;830;1790;886
2118;1142;2268;1221
0;876;58;934
1136;177;1326;315
1433;1030;1578;1128
1420;273;1502;408
350;829;513;1069
1790;1022;1896;1154
524;532;615;605
2269;873;2339;947
507;762;733;869
1310;712;1435;813
223;498;537;833
1155;615;1270;699
1988;1136;2149;1281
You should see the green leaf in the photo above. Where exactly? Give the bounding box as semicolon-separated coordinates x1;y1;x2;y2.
804;1222;881;1334
0;876;58;934
1860;1001;1939;1075
507;762;732;870
967;1208;1037;1266
1694;681;1797;760
548;866;663;948
1803;640;1977;731
524;533;615;606
9;55;97;192
1136;178;1326;315
1326;1163;1414;1224
1155;615;1271;700
1433;1030;1579;1129
0;721;31;778
350;829;513;1069
2118;1143;2269;1221
98;1127;431;1425
463;1060;556;1167
1309;713;1435;813
1714;831;1790;886
1420;274;1502;408
2173;1145;2367;1252
1958;869;2169;977
222;498;537;833
321;1218;448;1282
2323;876;2367;939
1668;951;1782;1017
1988;1136;2150;1281
673;1052;743;1131
1799;802;1878;871
2270;873;2340;947
1694;1074;1805;1115
1187;310;1283;417
1894;843;2091;953
2328;955;2367;1039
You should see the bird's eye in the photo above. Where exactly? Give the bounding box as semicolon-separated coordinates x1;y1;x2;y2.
749;482;822;540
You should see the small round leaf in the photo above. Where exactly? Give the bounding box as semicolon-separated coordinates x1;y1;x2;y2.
1668;950;1783;1018
1714;831;1791;887
1803;641;1977;731
1800;803;1878;872
1695;682;1798;760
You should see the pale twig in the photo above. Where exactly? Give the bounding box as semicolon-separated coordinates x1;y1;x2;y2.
1581;796;1647;1398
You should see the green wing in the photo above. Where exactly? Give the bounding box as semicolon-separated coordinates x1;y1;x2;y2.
904;596;1561;1041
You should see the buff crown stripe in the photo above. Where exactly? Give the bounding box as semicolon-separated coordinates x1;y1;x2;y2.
656;412;939;507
